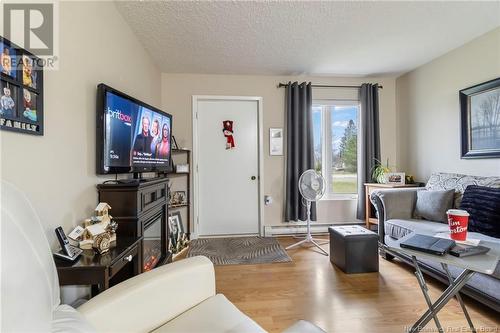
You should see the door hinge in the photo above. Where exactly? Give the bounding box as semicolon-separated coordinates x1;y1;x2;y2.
197;217;200;225
195;112;198;119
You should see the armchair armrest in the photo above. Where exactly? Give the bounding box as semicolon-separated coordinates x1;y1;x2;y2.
78;256;215;333
370;188;423;242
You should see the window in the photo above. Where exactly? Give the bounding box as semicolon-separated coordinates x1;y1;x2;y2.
313;101;360;197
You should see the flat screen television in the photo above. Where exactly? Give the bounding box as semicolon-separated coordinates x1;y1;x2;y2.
96;84;173;174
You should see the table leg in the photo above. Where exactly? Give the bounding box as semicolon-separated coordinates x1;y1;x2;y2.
410;268;475;333
91;271;109;297
411;256;444;333
441;263;476;333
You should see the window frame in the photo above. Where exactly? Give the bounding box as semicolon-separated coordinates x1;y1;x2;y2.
313;99;361;200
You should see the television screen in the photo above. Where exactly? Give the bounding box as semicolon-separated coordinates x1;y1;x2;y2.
97;84;172;174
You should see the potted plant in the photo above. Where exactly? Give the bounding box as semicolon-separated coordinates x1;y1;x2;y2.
371;158;391;184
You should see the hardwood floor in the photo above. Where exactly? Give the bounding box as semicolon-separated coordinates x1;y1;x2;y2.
213;237;499;333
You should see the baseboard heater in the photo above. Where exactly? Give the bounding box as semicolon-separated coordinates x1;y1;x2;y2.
264;222;361;237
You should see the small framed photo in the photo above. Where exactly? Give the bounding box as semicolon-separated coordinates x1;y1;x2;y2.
169;211;186;253
170;190;187;205
22;89;38;122
270;128;283;156
175;164;189;173
0;41;17;79
171;211;184;234
385;172;405;185
22;55;38;89
168;213;181;249
1;80;18;119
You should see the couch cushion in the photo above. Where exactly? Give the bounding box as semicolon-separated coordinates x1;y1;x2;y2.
426;172;500;208
153;294;266;333
53;305;96;333
414;190;454;223
385;219;450;240
460;185;500;238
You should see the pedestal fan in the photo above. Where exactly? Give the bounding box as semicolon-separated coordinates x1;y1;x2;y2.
286;169;328;256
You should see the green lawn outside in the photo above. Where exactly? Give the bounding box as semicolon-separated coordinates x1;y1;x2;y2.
331;173;357;194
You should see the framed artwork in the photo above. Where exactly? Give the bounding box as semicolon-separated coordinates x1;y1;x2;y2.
385;172;405;185
168;211;186;254
168;213;181;250
0;36;43;135
270;128;283;156
460;78;500;159
170;190;187;205
171;211;185;234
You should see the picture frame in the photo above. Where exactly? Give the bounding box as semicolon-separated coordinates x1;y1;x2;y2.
0;36;43;135
269;128;283;156
175;163;189;173
460;77;500;159
171;211;184;234
0;80;18;119
168;213;181;250
170;190;187;205
168;211;187;254
385;172;405;185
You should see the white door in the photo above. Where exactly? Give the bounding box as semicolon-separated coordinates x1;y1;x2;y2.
193;97;262;236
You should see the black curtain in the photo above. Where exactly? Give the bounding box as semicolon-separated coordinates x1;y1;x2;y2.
285;82;316;222
356;83;381;220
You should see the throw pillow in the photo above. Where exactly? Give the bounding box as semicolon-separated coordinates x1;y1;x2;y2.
414;189;455;223
460;185;500;238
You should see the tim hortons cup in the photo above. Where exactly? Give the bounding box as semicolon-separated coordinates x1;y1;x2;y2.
446;209;469;241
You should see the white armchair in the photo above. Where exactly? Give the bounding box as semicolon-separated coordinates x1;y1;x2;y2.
1;181;325;333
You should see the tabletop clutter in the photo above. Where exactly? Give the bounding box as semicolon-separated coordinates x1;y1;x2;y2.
67;202;118;254
401;209;491;257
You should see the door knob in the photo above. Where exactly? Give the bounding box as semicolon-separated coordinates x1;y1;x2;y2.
251;176;257;180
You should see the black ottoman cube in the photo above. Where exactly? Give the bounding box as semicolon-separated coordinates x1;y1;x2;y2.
329;225;379;274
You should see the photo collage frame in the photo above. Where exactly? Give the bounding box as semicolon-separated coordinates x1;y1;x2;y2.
1;36;44;135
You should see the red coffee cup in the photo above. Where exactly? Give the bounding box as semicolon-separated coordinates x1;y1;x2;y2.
446;209;469;241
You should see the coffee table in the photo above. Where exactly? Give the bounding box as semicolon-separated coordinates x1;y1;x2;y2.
389;233;500;333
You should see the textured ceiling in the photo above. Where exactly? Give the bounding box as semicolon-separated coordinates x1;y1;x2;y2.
115;1;500;76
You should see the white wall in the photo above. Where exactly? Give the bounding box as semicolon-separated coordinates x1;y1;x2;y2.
161;74;397;229
0;1;161;301
397;27;500;181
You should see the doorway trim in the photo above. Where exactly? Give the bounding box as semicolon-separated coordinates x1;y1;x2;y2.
192;95;264;239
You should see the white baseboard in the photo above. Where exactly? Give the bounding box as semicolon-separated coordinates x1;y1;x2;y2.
264;222;361;237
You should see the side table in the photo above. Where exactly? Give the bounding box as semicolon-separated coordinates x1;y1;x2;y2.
389;233;500;333
55;237;142;296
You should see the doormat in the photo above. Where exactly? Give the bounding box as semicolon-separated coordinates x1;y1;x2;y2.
187;237;292;265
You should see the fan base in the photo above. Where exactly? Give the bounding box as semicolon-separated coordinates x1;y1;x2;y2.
286;234;329;256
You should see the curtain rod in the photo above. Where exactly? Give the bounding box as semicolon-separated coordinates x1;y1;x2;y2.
277;83;383;89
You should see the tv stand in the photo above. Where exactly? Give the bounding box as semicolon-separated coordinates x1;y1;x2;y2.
97;177;172;273
132;173;168;183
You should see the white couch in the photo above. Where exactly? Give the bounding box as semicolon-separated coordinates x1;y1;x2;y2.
1;181;325;333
